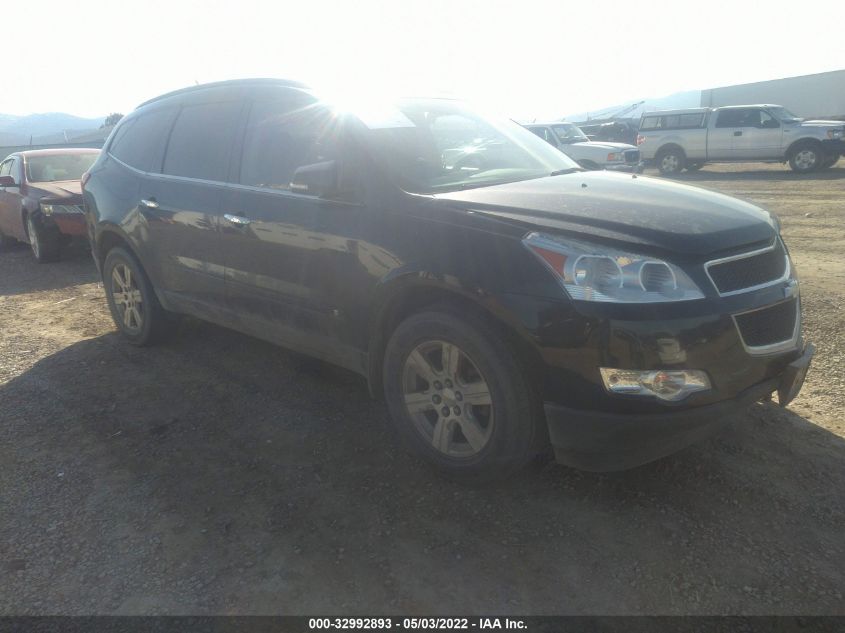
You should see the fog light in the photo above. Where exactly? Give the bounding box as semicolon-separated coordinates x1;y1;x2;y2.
599;368;711;401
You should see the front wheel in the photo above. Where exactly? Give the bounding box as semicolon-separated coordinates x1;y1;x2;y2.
383;308;543;482
789;143;823;173
26;214;60;263
103;247;173;346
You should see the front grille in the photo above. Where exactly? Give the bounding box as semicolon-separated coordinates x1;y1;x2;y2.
706;239;788;295
49;204;84;214
734;299;797;349
624;149;640;164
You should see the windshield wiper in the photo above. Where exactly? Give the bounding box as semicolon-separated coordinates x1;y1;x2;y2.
549;168;582;176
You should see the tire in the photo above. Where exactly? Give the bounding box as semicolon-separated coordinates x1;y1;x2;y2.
103;246;172;346
788;143;823;173
26;214;61;263
685;162;704;172
382;307;543;483
656;147;686;176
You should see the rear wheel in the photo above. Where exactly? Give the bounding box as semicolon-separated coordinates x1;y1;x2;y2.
383;308;543;482
656;147;686;176
103;247;173;346
788;143;823;173
26;214;60;263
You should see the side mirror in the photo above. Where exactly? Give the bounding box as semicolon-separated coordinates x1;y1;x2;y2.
761;119;780;129
290;160;338;198
0;175;16;187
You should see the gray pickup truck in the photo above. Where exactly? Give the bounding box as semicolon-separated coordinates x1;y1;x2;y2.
638;104;845;175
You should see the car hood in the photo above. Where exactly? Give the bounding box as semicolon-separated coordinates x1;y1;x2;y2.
28;180;82;200
794;119;845;128
433;171;776;256
568;141;637;151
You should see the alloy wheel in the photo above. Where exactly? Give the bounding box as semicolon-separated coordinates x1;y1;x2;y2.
794;149;817;171
111;263;144;332
661;154;680;173
401;340;494;457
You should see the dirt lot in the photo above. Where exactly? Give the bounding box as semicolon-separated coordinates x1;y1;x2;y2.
1;163;843;615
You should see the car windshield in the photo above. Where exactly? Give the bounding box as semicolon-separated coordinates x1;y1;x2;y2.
356;99;578;194
768;106;803;122
551;123;589;143
25;153;98;183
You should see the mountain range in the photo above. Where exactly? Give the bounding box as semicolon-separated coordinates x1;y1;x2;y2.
0;112;106;145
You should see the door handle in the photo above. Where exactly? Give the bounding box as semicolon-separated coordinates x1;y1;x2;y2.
139;198;159;209
734;131;743;136
224;213;251;226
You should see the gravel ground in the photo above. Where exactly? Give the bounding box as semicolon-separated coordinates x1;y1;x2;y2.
1;162;843;615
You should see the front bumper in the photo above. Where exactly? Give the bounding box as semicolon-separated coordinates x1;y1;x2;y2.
545;343;814;471
606;161;645;173
50;213;87;237
822;138;845;156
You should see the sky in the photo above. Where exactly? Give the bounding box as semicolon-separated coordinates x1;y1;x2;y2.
4;0;844;120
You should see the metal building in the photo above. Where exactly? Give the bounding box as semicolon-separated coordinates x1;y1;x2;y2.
700;69;845;119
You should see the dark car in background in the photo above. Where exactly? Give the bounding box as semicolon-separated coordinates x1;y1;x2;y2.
82;79;812;480
0;148;100;262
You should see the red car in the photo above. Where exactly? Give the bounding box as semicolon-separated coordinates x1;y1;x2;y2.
0;148;100;262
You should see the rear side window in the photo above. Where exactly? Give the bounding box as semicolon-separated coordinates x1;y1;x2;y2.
162;101;242;181
640;113;704;131
109;107;176;171
239;97;342;191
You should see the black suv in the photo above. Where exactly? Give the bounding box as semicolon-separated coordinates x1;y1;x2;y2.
82;79;813;480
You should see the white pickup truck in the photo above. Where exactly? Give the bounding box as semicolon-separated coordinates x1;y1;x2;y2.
526;122;643;172
638;104;845;175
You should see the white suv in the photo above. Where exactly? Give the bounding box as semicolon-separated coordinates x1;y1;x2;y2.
527;122;643;172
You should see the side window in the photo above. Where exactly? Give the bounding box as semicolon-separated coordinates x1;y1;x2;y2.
528;127;553;144
239;98;343;191
163;101;242;181
8;158;21;182
759;110;779;128
716;109;747;128
738;109;762;127
679;113;705;127
0;160;11;177
640;116;660;131
109;107;177;171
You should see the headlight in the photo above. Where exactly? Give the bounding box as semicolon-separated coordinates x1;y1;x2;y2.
41;204;54;216
606;152;624;161
827;129;843;139
523;232;705;303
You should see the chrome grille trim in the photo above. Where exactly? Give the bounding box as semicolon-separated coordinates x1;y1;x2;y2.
704;238;790;297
